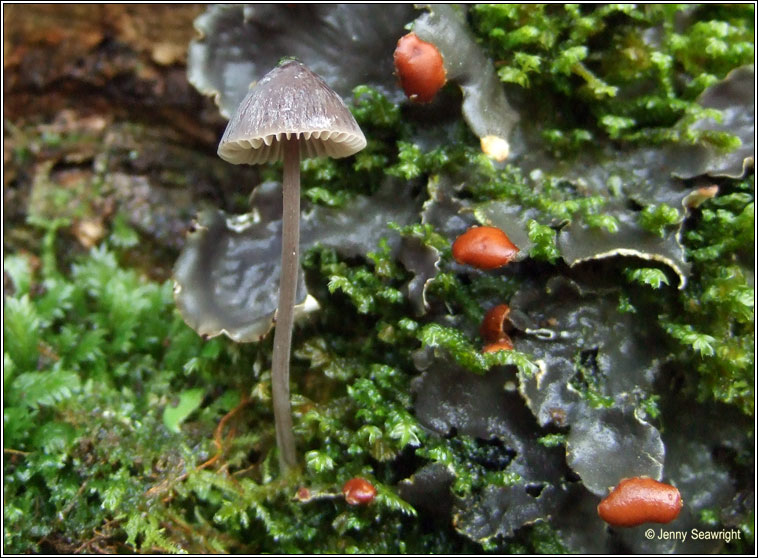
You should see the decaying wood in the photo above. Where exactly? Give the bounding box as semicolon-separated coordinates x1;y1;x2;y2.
4;5;256;277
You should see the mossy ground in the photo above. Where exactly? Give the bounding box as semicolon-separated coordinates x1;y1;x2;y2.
4;4;754;553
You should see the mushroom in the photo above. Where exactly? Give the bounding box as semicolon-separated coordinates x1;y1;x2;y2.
217;59;367;471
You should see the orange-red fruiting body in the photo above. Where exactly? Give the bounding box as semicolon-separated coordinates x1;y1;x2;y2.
342;477;376;506
482;337;514;353
393;33;447;103
480;304;513;343
295;487;311;501
452;226;519;270
597;477;683;527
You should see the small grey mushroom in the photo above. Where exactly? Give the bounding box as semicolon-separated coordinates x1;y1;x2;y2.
217;59;366;471
218;60;367;164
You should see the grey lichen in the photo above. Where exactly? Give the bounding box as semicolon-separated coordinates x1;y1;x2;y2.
173;206;311;343
667;64;755;180
411;4;519;155
188;4;415;118
173;180;418;342
565;406;665;497
557;207;690;289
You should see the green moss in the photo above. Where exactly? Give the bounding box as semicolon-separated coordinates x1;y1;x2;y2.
610;175;754;417
584;213;620;234
638;202;682;237
527;220;561;263
4;223;226;552
6;5;753;553
471;4;753;150
537;434;567;448
525;522;571;554
3;219;449;553
625;267;671;289
663;175;754;414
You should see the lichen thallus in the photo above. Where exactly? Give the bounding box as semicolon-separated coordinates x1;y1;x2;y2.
217;60;366;471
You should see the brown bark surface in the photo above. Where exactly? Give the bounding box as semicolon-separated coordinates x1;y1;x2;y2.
4;5;252;279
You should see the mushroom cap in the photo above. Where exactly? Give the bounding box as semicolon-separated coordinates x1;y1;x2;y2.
218;60;367;165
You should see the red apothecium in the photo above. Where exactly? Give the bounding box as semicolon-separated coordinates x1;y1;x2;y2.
597;477;683;527
342;477;376;506
452;226;518;270
482;338;514;353
480;304;513;343
394;33;447;103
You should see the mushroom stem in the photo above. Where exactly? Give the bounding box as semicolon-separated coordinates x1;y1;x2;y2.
270;137;300;471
